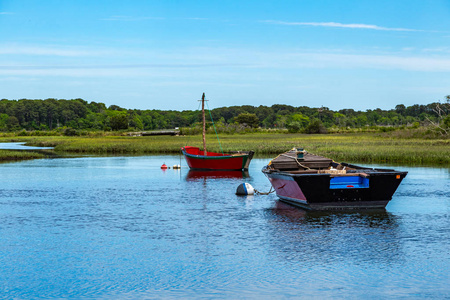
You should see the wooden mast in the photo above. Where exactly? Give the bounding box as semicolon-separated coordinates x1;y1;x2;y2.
201;93;207;155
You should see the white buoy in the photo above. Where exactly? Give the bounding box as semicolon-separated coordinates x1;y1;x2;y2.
173;164;181;169
236;183;255;195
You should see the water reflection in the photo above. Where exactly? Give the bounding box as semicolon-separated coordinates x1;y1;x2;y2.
265;201;401;265
269;201;397;226
1;156;448;298
186;170;249;180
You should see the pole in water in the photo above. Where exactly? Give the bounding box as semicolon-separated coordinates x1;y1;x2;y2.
201;92;207;156
236;183;255;195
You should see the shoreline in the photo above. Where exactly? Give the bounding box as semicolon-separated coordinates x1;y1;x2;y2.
0;133;449;165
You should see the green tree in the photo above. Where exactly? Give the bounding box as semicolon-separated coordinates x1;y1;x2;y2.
235;113;259;128
333;112;346;127
109;111;128;130
7;116;20;131
395;104;406;116
290;113;310;127
129;114;144;130
287;113;310;132
0;113;9;131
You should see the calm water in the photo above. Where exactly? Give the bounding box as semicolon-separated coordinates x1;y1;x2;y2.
0;154;448;299
0;142;54;150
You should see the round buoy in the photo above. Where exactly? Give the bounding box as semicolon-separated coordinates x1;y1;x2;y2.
173;164;181;169
161;163;168;169
236;183;255;195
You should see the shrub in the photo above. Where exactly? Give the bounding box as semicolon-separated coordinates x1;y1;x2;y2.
287;121;302;133
304;120;328;134
64;128;78;136
443;115;450;128
17;129;28;136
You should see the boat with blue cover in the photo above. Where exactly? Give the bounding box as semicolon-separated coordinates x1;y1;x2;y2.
262;148;407;210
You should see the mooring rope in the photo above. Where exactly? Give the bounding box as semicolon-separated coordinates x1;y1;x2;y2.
254;186;275;195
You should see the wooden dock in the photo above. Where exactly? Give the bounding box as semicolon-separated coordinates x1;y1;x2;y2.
128;130;180;136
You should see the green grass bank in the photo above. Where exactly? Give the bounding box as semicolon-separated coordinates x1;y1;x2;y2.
0;150;45;162
1;133;449;165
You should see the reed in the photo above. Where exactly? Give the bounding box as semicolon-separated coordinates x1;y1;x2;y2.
1;133;449;165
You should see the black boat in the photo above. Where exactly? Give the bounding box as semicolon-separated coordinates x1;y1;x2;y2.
262;148;407;210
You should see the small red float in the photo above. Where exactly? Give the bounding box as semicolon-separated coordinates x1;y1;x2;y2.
161;163;168;169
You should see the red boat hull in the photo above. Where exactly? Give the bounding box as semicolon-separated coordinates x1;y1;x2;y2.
181;146;253;171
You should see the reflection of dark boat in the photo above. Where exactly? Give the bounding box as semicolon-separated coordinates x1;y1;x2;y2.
181;93;254;171
186;170;249;180
267;201;400;264
270;200;309;222
270;200;394;223
263;148;407;210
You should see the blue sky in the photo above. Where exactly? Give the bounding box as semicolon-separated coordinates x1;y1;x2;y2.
1;0;450;111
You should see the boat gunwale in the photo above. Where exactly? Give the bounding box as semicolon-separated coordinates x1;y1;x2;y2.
262;165;408;177
181;147;251;160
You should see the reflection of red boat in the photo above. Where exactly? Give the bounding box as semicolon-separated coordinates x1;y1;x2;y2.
182;93;254;171
182;146;254;171
186;170;249;180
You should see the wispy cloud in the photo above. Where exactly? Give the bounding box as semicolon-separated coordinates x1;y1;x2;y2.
272;52;450;72
422;47;450;53
263;20;422;32
0;62;252;77
0;63;248;70
182;17;208;20
2;46;450;78
0;44;122;57
0;12;14;15
0;46;89;57
101;15;164;21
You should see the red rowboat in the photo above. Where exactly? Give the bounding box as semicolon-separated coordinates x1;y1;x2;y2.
182;146;253;171
181;93;254;171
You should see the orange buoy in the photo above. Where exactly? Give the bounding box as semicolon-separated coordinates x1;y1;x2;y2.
161;163;168;169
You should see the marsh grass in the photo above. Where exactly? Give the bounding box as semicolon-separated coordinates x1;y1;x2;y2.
0;150;45;162
2;133;449;165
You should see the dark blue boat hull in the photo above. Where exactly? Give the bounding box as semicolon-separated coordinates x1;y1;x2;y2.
263;166;407;210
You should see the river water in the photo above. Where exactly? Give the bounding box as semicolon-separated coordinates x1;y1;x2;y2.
0;153;448;299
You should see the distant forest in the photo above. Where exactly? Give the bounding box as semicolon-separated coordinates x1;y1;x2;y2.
0;97;449;134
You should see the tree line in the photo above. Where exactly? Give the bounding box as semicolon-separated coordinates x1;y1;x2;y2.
0;97;449;134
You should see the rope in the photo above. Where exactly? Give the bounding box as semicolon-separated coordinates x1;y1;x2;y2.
206;101;224;154
279;153;311;170
254;186;275;195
